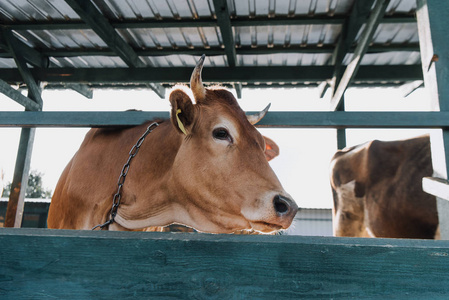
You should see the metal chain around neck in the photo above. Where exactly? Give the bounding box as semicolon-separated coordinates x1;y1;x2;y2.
92;122;159;230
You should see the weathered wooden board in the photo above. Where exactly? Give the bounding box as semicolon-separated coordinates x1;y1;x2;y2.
2;111;449;128
1;228;449;299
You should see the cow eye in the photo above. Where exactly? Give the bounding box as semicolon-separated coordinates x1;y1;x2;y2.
213;128;232;142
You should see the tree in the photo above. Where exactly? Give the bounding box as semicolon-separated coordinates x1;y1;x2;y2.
1;170;52;198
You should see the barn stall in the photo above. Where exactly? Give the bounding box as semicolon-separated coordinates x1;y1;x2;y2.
1;0;449;298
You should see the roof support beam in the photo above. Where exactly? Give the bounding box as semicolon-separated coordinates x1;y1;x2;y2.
330;0;390;111
0;79;41;110
2;27;43;229
0;65;422;84
4;127;36;228
64;0;165;98
0;28;49;69
65;83;93;99
1;28;43;108
6;15;415;31
330;0;375;97
233;83;242;99
212;0;237;67
0;43;419;59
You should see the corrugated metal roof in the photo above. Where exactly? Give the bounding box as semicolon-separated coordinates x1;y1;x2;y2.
0;0;421;93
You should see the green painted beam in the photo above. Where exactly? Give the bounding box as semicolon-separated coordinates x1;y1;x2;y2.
330;0;390;111
0;111;448;128
212;0;237;66
145;83;165;99
0;79;41;110
0;65;423;84
4;128;35;227
5;15;415;31
0;43;419;59
42;81;411;91
330;0;376;99
64;83;93;99
233;83;242;99
64;0;165;98
64;0;144;68
2;28;43;108
0;29;49;69
1;229;449;299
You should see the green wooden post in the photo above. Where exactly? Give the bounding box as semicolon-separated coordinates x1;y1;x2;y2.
416;0;449;239
5;128;36;227
336;98;347;150
2;28;43;228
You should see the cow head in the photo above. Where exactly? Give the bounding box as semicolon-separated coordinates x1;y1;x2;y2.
167;55;297;233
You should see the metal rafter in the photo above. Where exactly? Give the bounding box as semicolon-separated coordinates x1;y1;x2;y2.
64;0;165;98
0;29;49;69
0;65;422;85
4;15;415;31
212;0;237;67
329;0;375;99
0;43;420;59
1;28;43;109
330;0;391;111
0;79;41;110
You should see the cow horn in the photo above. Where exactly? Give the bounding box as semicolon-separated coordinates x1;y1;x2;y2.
190;54;206;101
247;103;271;125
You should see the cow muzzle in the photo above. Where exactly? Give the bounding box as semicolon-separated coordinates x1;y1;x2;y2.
273;194;296;217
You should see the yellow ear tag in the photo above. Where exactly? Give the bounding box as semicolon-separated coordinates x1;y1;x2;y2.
176;109;188;135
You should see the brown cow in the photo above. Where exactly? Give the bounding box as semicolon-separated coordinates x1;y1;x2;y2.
47;55;298;233
330;135;439;239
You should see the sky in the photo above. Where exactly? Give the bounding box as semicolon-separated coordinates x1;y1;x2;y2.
0;85;433;208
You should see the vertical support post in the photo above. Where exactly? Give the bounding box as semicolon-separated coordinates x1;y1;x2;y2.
4;127;36;227
336;97;347;149
416;0;449;239
2;27;43;228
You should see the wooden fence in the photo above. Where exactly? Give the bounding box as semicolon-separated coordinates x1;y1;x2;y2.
1;228;449;299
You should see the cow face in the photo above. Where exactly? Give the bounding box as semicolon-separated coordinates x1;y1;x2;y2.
167;55;297;233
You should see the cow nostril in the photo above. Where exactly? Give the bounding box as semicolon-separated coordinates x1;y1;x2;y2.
273;195;290;215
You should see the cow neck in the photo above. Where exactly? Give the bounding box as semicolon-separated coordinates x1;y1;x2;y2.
92;122;160;230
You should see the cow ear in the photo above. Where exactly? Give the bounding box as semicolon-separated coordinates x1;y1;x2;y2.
169;89;195;135
263;135;279;161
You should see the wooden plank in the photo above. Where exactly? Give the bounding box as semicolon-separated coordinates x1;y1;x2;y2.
423;177;449;201
330;0;390;111
0;65;423;84
1;229;449;298
1;111;449;128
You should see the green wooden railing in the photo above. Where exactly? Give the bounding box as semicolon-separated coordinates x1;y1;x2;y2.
1;228;449;299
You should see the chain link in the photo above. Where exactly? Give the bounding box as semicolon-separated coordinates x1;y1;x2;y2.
92;122;159;230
